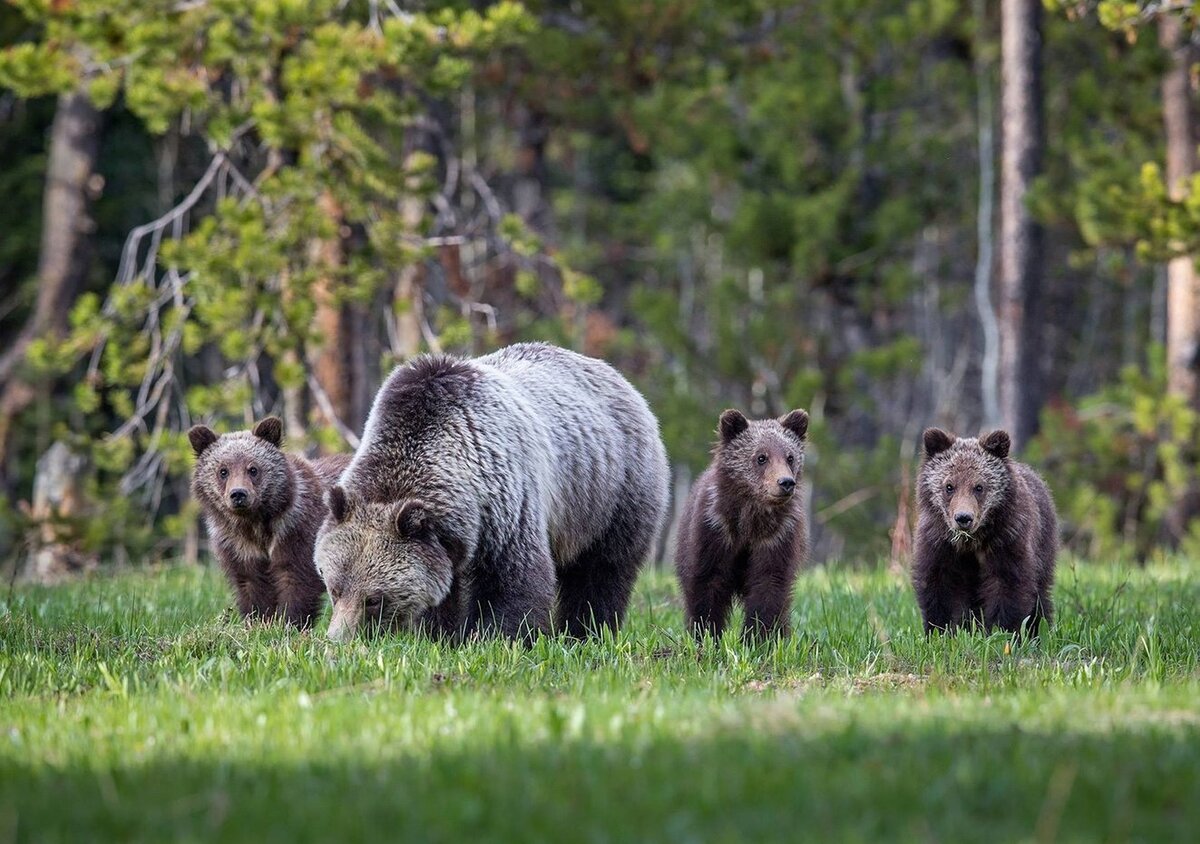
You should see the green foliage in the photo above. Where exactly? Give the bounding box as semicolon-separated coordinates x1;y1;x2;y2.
1028;347;1200;560
3;564;1200;840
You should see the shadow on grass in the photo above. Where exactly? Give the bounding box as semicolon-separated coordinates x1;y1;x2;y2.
2;719;1194;843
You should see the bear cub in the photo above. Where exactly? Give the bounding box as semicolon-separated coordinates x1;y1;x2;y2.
675;408;809;641
189;417;350;628
913;428;1057;636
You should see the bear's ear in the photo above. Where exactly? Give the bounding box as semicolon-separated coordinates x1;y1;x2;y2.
188;425;219;458
779;409;809;441
252;416;283;447
923;428;954;459
980;429;1011;460
393;499;431;538
718;409;749;443
327;486;350;524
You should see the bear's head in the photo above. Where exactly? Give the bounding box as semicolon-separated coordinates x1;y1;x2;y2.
188;417;291;521
315;488;458;642
715;408;809;505
920;428;1012;545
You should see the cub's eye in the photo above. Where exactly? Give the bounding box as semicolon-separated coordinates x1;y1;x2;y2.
218;467;229;479
756;454;767;465
786;455;795;465
329;587;342;603
248;466;258;478
973;484;984;494
945;483;954;493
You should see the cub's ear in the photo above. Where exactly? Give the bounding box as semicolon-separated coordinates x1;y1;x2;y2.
188;425;219;458
718;409;749;443
980;429;1011;460
779;409;809;441
393;499;431;538
252;416;283;447
327;486;350;524
923;428;954;459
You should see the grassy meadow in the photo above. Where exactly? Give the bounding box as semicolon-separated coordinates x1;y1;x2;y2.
1;560;1198;842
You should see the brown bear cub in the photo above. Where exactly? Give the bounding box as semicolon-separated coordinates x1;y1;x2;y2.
913;428;1057;636
675;408;809;641
189;417;350;628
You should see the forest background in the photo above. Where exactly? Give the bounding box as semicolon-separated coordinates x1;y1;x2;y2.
2;0;1199;579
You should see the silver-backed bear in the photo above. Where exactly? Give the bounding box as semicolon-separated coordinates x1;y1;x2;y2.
315;342;670;642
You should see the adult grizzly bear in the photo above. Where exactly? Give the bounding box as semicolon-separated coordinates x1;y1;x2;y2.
189;417;350;628
315;343;669;642
913;428;1057;636
675;408;809;641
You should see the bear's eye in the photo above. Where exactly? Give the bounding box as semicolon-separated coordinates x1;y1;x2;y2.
973;483;984;494
248;466;258;478
786;455;794;465
945;483;954;493
756;454;767;466
218;467;229;480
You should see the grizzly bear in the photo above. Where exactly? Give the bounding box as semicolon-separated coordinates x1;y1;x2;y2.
913;428;1057;635
314;343;670;642
189;417;350;628
675;408;810;641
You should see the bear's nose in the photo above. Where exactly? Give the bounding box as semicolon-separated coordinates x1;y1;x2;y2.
229;488;249;507
954;512;973;527
778;477;796;493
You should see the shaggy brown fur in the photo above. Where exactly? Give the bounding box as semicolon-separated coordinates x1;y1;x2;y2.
315;344;669;643
675;408;809;641
912;428;1057;636
189;417;351;628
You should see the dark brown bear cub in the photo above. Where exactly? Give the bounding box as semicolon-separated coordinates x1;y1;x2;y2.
913;428;1057;636
189;417;350;628
675;408;809;641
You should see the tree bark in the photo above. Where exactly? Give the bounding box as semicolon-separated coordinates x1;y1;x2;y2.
21;441;97;583
974;0;1001;429
997;0;1045;449
309;190;355;430
1159;13;1199;405
0;91;102;468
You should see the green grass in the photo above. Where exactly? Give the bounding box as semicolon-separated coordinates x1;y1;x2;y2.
2;560;1199;843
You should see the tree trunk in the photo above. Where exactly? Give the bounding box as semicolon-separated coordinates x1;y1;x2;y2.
1159;13;1199;405
21;441;97;583
1159;13;1200;544
393;158;426;361
974;0;1001;430
309;190;355;430
997;0;1045;449
0;91;102;468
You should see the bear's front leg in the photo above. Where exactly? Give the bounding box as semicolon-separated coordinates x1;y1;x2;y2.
740;541;801;642
681;530;734;643
979;559;1038;635
912;537;972;635
464;539;555;643
268;533;324;629
220;551;278;623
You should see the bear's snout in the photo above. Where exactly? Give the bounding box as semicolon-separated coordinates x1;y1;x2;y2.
777;477;796;495
229;488;250;509
953;511;974;528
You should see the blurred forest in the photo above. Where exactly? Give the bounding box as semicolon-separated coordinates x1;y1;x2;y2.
2;0;1200;578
